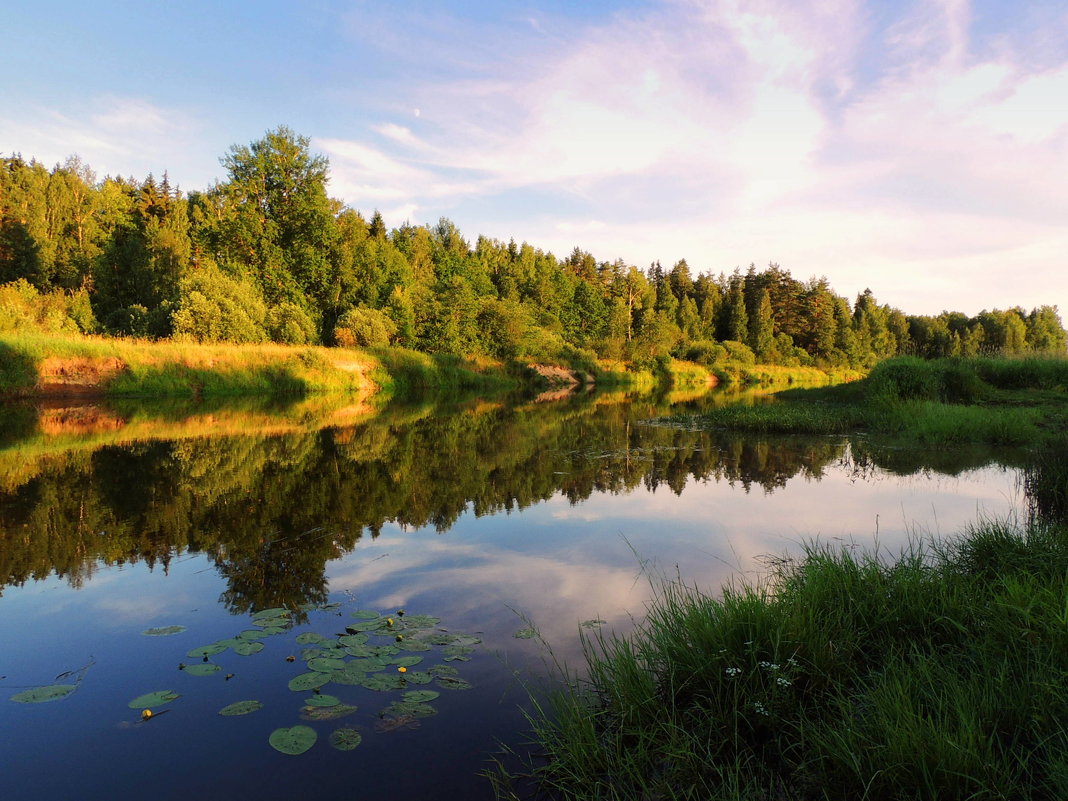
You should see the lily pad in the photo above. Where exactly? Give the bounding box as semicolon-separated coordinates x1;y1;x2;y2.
345;620;381;632
288;672;330;692
362;674;404;691
128;690;179;709
401;615;440;628
187;643;228;658
182;663;221;676
260;626;287;636
300;703;357;721
295;633;323;645
513;627;538;640
403;690;440;703
219;700;263;716
436;677;473;691
391;655;424;667
444;654;471;663
252;607;289;619
349;658;389;672
350;610;380;620
338;633;369;647
331;666;367;686
397;640;432;652
430;665;460;678
232;641;264;656
419;632;456;646
581;619;607;629
304;693;340;708
269;725;317;755
252;616;289;629
385;700;437;719
308;657;346;673
329;727;363;751
142;625;186;637
452;634;483;647
443;645;475;657
238;629;270;640
10;685;77;704
343;645;378;658
402;671;433;685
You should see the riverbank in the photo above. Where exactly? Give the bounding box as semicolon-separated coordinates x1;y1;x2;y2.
669;355;1068;447
0;332;859;401
495;514;1068;800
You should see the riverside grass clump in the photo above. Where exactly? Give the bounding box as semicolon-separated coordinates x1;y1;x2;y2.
497;518;1068;800
674;355;1068;447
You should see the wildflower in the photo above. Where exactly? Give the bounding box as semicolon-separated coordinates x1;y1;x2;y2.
397;666;407;673
141;709;153;720
776;677;791;687
725;667;742;677
752;702;769;716
386;618;394;627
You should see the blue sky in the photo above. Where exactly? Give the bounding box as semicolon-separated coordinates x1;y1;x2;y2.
3;0;1066;317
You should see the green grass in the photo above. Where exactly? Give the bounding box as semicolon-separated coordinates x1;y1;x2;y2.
496;517;1068;800
675;355;1068;447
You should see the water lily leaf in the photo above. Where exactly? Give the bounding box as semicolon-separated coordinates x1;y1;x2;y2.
219;700;263;716
288;672;330;691
253;607;289;619
442;645;475;657
260;626;287;636
300;703;357;721
452;634;482;647
238;629;270;641
513;628;537;639
403;671;433;685
343;645;378;658
128;690;179;709
348;658;389;672
581;619;607;629
338;633;369;647
319;602;342;612
142;625;186;637
346;620;381;632
436;677;473;690
308;657;346;673
374;644;400;656
183;663;221;676
304;693;340;708
362;674;404;691
350;610;380;620
187;643;228;658
405;618;438;630
398;640;432;652
384;700;437;719
444;655;471;663
269;725;317;755
295;633;322;645
375;715;421;733
232;641;264;656
10;685;76;704
331;667;366;686
391;656;423;667
430;665;459;678
252;616;289;628
419;632;456;646
329;727;362;750
403;690;440;703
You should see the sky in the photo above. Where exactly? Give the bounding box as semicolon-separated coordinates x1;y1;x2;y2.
2;0;1066;318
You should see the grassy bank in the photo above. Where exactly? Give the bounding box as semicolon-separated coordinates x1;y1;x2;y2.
496;516;1068;800
0;332;526;400
672;355;1068;446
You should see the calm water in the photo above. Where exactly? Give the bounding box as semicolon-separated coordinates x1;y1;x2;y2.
0;389;1028;800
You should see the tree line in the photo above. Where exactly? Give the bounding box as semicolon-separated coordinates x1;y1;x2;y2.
2;126;1064;368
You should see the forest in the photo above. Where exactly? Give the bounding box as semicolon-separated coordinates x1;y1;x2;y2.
2;126;1065;370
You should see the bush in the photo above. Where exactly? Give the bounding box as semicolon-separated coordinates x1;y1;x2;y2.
267;302;318;345
721;340;756;365
334;306;397;348
684;340;728;367
0;279;97;335
170;266;268;343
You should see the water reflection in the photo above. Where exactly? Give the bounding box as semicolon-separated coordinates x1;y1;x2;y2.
0;389;1040;614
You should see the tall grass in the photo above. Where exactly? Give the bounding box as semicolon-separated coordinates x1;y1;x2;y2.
498;517;1068;800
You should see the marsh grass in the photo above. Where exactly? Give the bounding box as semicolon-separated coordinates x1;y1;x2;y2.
498;517;1068;800
680;355;1067;448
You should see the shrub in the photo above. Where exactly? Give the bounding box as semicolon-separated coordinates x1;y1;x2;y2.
170;266;268;343
721;340;756;365
0;279;97;334
334;306;397;348
684;340;728;367
267;302;318;345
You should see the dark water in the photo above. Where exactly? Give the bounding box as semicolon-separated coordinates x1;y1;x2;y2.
0;389;1028;800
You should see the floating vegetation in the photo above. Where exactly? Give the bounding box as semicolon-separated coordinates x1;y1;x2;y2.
142;625;186;637
269;725;317;755
300;703;358;722
128;690;179;709
304;693;341;708
581;619;607;629
219;700;263;716
182;663;221;677
10;685;77;704
133;599;479;757
513;627;538;639
328;727;363;750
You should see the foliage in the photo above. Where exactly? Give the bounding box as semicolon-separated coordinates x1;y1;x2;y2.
334;306;397;347
0;279;96;335
171;265;269;343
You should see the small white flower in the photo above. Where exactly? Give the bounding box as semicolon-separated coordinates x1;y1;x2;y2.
725;667;742;677
777;677;791;687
